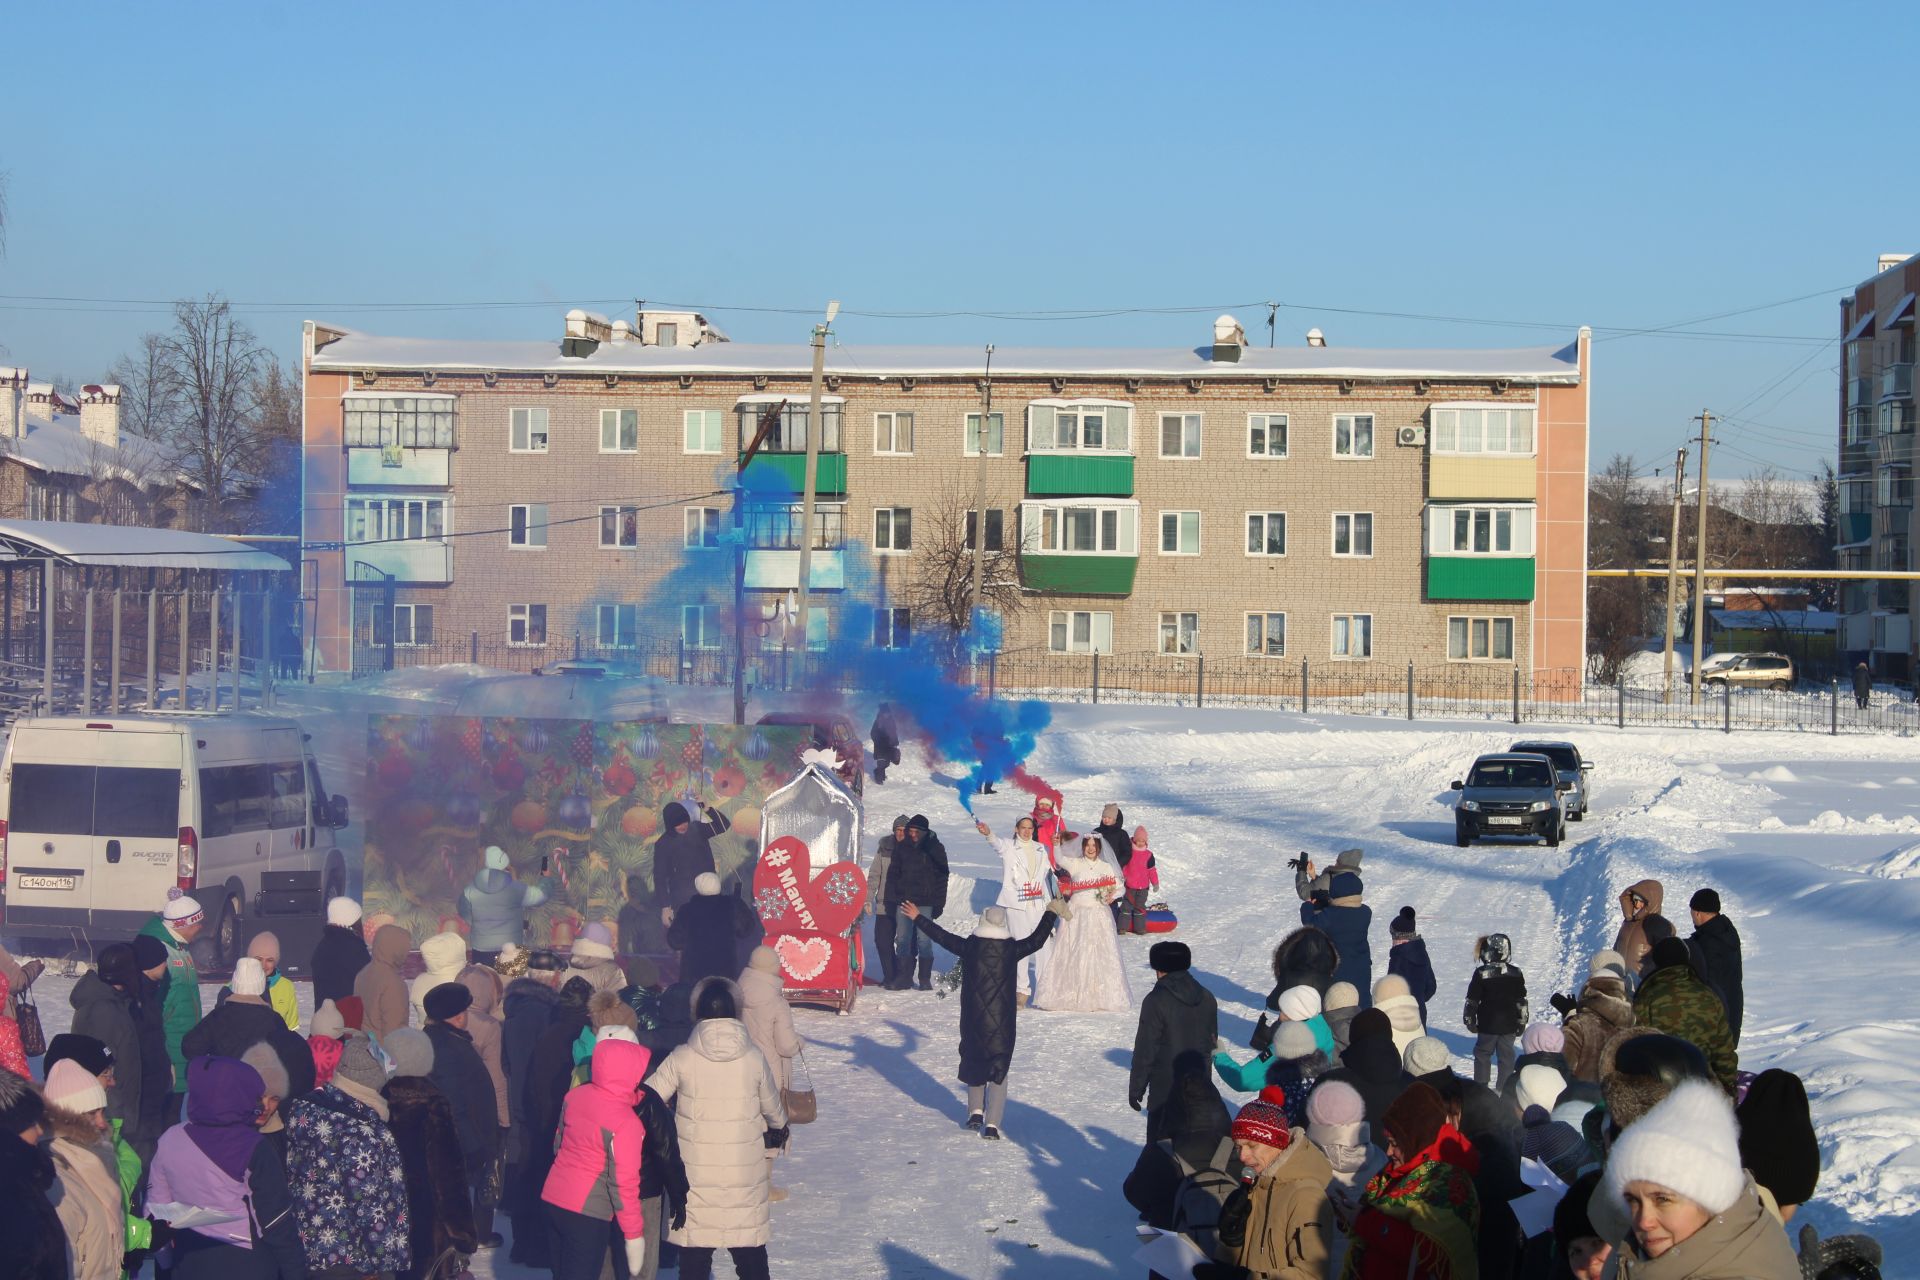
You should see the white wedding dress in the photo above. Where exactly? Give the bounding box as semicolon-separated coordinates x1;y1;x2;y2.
1032;849;1134;1013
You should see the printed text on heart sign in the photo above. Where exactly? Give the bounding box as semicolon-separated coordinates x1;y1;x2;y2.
764;846;818;931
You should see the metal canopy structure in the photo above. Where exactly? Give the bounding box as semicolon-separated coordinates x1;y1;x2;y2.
0;520;290;573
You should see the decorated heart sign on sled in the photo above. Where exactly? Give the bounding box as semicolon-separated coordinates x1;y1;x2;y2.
752;763;867;1012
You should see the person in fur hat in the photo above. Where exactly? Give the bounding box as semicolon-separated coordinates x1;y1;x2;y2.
1557;950;1636;1084
1341;1081;1481;1279
1190;1085;1334;1280
667;874;761;989
1265;926;1340;1010
1385;907;1437;1024
1463;933;1528;1091
1303;1079;1384;1275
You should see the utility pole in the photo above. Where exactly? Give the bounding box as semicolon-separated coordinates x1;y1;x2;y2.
1688;410;1714;705
733;401;787;725
793;301;838;672
1661;447;1688;702
966;345;994;636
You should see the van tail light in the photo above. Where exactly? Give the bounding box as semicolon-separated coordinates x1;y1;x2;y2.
176;826;198;890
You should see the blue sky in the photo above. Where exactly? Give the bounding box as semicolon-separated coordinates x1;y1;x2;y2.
5;1;1914;480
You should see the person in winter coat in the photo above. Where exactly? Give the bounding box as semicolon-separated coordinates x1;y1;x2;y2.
1403;1037;1527;1280
1266;927;1340;1010
1341;1082;1481;1280
633;1077;690;1280
1736;1069;1820;1222
356;923;414;1042
127;934;176;1148
457;965;511;1153
1250;985;1333;1062
1384;908;1436;1024
866;816;908;988
1131;940;1222;1142
542;1037;653;1280
500;953;563;1169
410;930;478;1025
423;983;502;1249
1123;1058;1235;1263
1299;871;1372;1003
737;947;801;1196
1293;847;1364;901
1853;660;1872;709
906;901;1062;1139
1372;974;1425;1062
653;800;732;927
887;815;950;990
68;945;147;1147
244;933;301;1032
645;977;786;1280
1303;1079;1385;1276
1687;888;1744;1042
509;969;590;1269
285;1036;411;1277
1213;1020;1330;1129
459;847;557;957
619;875;661;962
145;1056;308;1280
1557;949;1636;1084
566;923;628;997
869;702;901;783
1093;803;1132;868
137;894;206;1118
311;898;371;1007
1599;1080;1801;1278
975;815;1055;999
1313;1009;1411;1138
1634;938;1739;1094
1;1071;70;1280
1464;932;1528;1090
1117;826;1160;936
669;875;763;989
1322;982;1361;1056
382;1027;477;1280
183;958;286;1064
1612;879;1665;980
44;1060;130;1280
1193;1085;1335;1280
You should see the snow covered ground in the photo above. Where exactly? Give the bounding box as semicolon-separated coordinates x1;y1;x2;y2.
27;702;1920;1276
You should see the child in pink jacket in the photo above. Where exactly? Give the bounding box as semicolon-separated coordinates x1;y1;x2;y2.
543;1036;651;1280
1115;826;1159;935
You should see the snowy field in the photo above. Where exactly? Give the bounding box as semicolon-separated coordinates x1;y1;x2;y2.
28;702;1920;1277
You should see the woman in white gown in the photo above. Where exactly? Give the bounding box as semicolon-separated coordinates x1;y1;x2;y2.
1032;835;1134;1013
975;815;1055;999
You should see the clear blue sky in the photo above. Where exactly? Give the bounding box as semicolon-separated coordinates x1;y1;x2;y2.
6;1;1914;480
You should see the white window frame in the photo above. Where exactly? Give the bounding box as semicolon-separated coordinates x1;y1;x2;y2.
508;504;547;550
1331;613;1373;660
684;506;721;549
1247;413;1289;459
1448;615;1515;662
510;407;549;454
1158;412;1203;460
1018;500;1139;556
1429;403;1538;457
873;411;914;456
1427;504;1536;557
346;495;449;544
873;607;912;650
508;603;547;647
682;604;722;650
683;409;724;455
1159;510;1202;556
1332;413;1375;459
391;603;433;648
1245;611;1286;658
1245;511;1287;557
599;407;639;454
599;505;640;549
964;411;1006;458
1332;512;1374;558
873;506;912;554
1157;612;1200;656
1048;609;1114;654
597;603;639;649
1025;399;1134;455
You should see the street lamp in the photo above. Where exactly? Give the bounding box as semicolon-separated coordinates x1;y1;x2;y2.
793;301;839;672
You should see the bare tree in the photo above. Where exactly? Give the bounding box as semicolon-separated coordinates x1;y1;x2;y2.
107;331;183;439
904;481;1027;652
152;295;272;529
1586;453;1659;678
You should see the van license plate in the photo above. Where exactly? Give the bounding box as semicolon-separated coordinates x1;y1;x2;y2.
1486;816;1524;827
18;874;76;890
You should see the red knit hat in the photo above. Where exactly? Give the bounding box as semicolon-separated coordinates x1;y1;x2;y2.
1230;1086;1292;1149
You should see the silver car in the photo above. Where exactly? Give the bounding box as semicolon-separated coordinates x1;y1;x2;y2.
1510;740;1593;820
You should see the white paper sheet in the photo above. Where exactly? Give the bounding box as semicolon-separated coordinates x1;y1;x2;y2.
146;1202;243;1231
1511;1158;1571;1237
1131;1229;1211;1278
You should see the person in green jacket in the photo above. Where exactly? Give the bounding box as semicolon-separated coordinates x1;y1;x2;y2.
134;893;206;1118
1634;936;1739;1094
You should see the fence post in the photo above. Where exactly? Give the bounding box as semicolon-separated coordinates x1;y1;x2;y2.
1831;679;1839;735
1196;654;1205;708
677;637;686;685
573;631;582;660
1617;676;1626;729
1406;662;1415;720
1512;665;1521;725
1300;659;1309;713
470;630;479;665
988;651;998;700
1723;680;1733;734
1091;651;1100;705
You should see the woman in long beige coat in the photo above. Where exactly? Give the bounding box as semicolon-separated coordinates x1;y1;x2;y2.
738;947;804;1203
44;1062;128;1280
646;976;786;1280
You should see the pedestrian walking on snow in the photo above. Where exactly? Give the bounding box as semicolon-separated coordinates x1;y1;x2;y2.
1130;941;1220;1142
1464;933;1528;1091
869;702;901;784
1854;661;1872;710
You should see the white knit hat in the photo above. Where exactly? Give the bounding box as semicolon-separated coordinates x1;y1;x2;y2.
310;999;346;1040
1274;1019;1318;1061
327;897;363;928
1403;1036;1452;1076
483;846;510;871
230;956;267;997
694;872;722;897
1277;985;1322;1021
1324;982;1360;1012
1590;949;1629;982
1601;1080;1747;1216
43;1059;107;1114
163;893;204;925
1515;1063;1569;1114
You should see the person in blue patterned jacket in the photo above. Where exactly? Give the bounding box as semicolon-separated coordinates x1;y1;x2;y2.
285;1036;411;1275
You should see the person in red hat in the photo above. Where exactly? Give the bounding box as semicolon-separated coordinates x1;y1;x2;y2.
1341;1081;1480;1279
1193;1084;1334;1279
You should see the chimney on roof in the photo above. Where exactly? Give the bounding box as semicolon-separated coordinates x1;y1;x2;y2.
1305;328;1327;348
1880;253;1913;275
80;384;121;450
0;367;26;440
1210;314;1247;363
562;309;613;358
636;308;730;347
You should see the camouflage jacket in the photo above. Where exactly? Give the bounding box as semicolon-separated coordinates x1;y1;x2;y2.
1633;964;1738;1093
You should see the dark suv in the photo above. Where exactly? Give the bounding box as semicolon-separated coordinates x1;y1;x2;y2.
1451;752;1565;847
1509;740;1592;820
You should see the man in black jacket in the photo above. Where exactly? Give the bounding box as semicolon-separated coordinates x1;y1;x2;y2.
1688;887;1745;1041
424;982;504;1250
181;957;285;1063
1129;941;1220;1141
652;799;732;926
311;897;373;1006
886;815;949;990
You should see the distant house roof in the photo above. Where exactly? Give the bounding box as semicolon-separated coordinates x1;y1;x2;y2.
0;520;290;571
7;408;180;486
309;327;1585;384
1707;608;1836;633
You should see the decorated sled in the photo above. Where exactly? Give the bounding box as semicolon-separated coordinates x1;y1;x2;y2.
1114;899;1180;933
752;761;867;1013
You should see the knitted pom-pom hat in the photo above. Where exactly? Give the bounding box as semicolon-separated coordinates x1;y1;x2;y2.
1231;1085;1292;1149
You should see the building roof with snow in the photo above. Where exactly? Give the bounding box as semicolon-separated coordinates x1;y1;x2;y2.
6;403;179;486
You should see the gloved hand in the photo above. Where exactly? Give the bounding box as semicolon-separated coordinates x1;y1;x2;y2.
1192;1263;1251;1280
1549;991;1577;1017
1046;896;1071;918
1129;1096;1143;1112
672;1201;687;1231
146;1219;175;1253
624;1235;646;1275
1248;1014;1276;1053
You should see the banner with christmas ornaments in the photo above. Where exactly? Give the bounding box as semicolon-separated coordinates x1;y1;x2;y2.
361;715;810;950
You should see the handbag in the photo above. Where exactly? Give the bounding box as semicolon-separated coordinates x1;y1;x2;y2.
781;1049;817;1125
14;987;45;1060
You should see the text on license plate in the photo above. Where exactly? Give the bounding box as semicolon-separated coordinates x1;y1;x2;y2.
1486;816;1524;827
18;874;77;890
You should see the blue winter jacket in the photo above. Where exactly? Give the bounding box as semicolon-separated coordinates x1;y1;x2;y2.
1301;885;1373;1005
1387;936;1438;1023
459;868;556;950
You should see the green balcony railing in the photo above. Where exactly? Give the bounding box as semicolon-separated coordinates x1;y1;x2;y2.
1025;453;1134;497
1020;554;1138;595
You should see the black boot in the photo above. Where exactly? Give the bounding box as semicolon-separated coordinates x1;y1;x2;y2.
917;956;934;990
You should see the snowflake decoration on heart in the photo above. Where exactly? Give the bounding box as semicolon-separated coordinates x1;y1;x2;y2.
823;867;860;906
754;886;788;920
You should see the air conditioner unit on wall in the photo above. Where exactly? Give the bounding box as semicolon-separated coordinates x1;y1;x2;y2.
1397;425;1427;447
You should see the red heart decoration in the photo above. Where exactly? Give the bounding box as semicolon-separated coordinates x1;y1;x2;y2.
774;934;834;982
751;835;867;938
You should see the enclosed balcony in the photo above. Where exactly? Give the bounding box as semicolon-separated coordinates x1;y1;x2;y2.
1883;363;1914;401
343;395;456;487
1017;500;1139;596
1025;453;1134;497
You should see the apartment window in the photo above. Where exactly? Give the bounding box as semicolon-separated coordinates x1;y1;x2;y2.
655;322;678;346
964;411;1005;457
965;509;1005;552
600;408;639;453
508;604;547;647
596;604;639;649
347;496;447;543
1024;503;1137;554
1245;612;1286;657
1333;512;1373;557
873;607;912;649
1430;504;1535;556
1245;512;1286;556
681;604;720;650
1159;413;1202;459
391;604;433;648
1448;615;1514;661
1158;612;1199;655
1049;610;1113;654
874;411;914;456
508;504;547;549
1333;414;1374;458
1160;510;1201;555
343;395;455;449
1247;413;1288;458
1028;401;1132;452
599;505;639;548
874;507;912;553
684;409;724;454
684;506;721;548
1430;405;1537;456
510;407;549;453
734;400;842;452
744;503;845;550
1331;613;1373;659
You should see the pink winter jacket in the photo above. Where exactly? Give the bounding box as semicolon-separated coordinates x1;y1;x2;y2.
541;1037;651;1239
1124;846;1159;893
